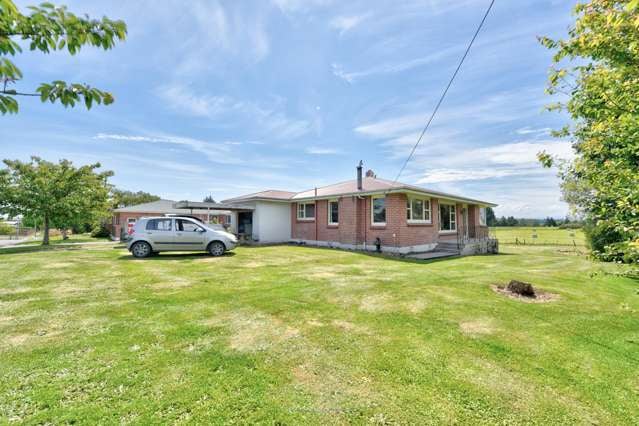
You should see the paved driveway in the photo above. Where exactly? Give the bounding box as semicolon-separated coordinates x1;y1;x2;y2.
0;238;30;247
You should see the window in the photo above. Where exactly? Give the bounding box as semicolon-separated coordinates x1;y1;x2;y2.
297;202;315;220
479;207;487;226
328;200;339;225
176;219;202;232
146;218;172;231
406;197;432;223
439;203;457;232
371;195;386;225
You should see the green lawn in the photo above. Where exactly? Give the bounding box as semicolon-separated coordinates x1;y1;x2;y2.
1;243;637;424
491;226;586;246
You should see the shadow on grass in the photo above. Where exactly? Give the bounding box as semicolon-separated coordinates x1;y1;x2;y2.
287;243;512;265
0;243;125;256
117;251;237;261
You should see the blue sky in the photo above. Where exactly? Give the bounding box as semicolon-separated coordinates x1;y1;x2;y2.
2;0;576;217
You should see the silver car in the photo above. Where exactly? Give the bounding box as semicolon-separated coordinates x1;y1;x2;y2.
127;216;237;258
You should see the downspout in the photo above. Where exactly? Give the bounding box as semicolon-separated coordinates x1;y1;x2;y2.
314;187;318;246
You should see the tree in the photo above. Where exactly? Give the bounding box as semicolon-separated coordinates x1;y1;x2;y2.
203;195;216;203
0;157;112;244
538;0;639;261
485;207;497;226
0;1;126;114
544;217;557;227
111;189;160;209
497;216;507;227
506;216;519;227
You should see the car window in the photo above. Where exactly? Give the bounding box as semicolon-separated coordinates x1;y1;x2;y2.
177;219;202;232
146;219;172;231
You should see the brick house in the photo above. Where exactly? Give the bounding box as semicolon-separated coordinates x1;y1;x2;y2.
222;164;497;255
110;199;232;240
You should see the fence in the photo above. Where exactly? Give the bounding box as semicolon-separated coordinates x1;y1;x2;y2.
0;226;37;240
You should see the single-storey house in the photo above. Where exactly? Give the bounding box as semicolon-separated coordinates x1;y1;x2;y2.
218;164;497;255
110;199;232;240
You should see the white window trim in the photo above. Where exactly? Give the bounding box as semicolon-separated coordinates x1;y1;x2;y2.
371;195;386;226
438;202;457;233
479;207;487;227
297;202;315;221
407;197;432;224
327;199;339;225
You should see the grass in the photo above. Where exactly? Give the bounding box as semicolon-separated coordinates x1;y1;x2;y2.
14;233;110;246
1;242;638;424
491;226;586;246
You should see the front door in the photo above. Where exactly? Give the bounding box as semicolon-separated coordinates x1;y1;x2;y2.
144;218;175;249
175;218;206;250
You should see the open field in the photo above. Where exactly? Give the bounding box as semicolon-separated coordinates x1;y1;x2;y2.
491;226;586;246
1;242;637;424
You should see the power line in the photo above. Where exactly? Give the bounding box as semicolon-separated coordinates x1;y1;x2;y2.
393;0;496;183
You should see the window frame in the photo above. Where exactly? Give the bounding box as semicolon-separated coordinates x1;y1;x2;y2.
406;196;432;224
296;202;315;221
146;218;173;231
327;199;339;226
371;195;386;226
438;202;457;233
176;218;204;232
479;207;487;226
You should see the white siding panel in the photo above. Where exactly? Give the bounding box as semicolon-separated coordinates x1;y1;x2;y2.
254;201;291;243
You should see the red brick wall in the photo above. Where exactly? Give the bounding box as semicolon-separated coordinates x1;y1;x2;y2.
292;194;486;248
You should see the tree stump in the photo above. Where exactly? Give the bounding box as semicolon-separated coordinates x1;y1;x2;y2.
507;280;536;297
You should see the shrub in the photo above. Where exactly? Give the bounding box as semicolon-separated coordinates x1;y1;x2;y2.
91;223;111;238
584;222;625;253
0;222;15;235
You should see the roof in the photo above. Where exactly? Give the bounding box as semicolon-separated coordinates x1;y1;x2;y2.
114;199;232;215
224;177;496;207
222;190;297;203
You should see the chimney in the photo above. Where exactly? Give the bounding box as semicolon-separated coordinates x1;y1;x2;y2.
356;160;363;190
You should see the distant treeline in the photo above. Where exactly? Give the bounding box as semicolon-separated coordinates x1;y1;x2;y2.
485;207;582;228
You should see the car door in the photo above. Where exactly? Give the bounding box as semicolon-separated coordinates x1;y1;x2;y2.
175;219;206;250
144;218;175;250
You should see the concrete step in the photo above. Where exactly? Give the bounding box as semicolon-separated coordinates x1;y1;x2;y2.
405;250;459;260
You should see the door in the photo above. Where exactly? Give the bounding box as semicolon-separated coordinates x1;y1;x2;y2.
175;218;207;250
144;218;175;249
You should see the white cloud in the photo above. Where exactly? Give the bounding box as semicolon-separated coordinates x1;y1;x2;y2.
329;13;371;35
332;46;458;83
271;0;333;14
94;133;243;165
306;147;341;155
516;126;552;136
413;141;573;184
156;84;312;140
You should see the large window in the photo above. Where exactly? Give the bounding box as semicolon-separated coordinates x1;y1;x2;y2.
406;197;432;223
297;202;315;220
371;195;386;225
146;218;172;231
439;203;457;232
328;200;339;225
479;207;487;226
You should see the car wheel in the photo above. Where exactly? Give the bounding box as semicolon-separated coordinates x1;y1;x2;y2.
131;241;152;258
208;241;226;257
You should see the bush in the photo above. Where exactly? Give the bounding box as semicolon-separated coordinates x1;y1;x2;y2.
584;222;625;253
91;223;111;238
0;222;15;235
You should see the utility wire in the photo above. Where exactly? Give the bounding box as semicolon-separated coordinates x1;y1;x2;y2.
393;0;496;183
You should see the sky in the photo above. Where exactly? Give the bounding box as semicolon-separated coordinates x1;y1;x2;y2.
1;0;577;218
